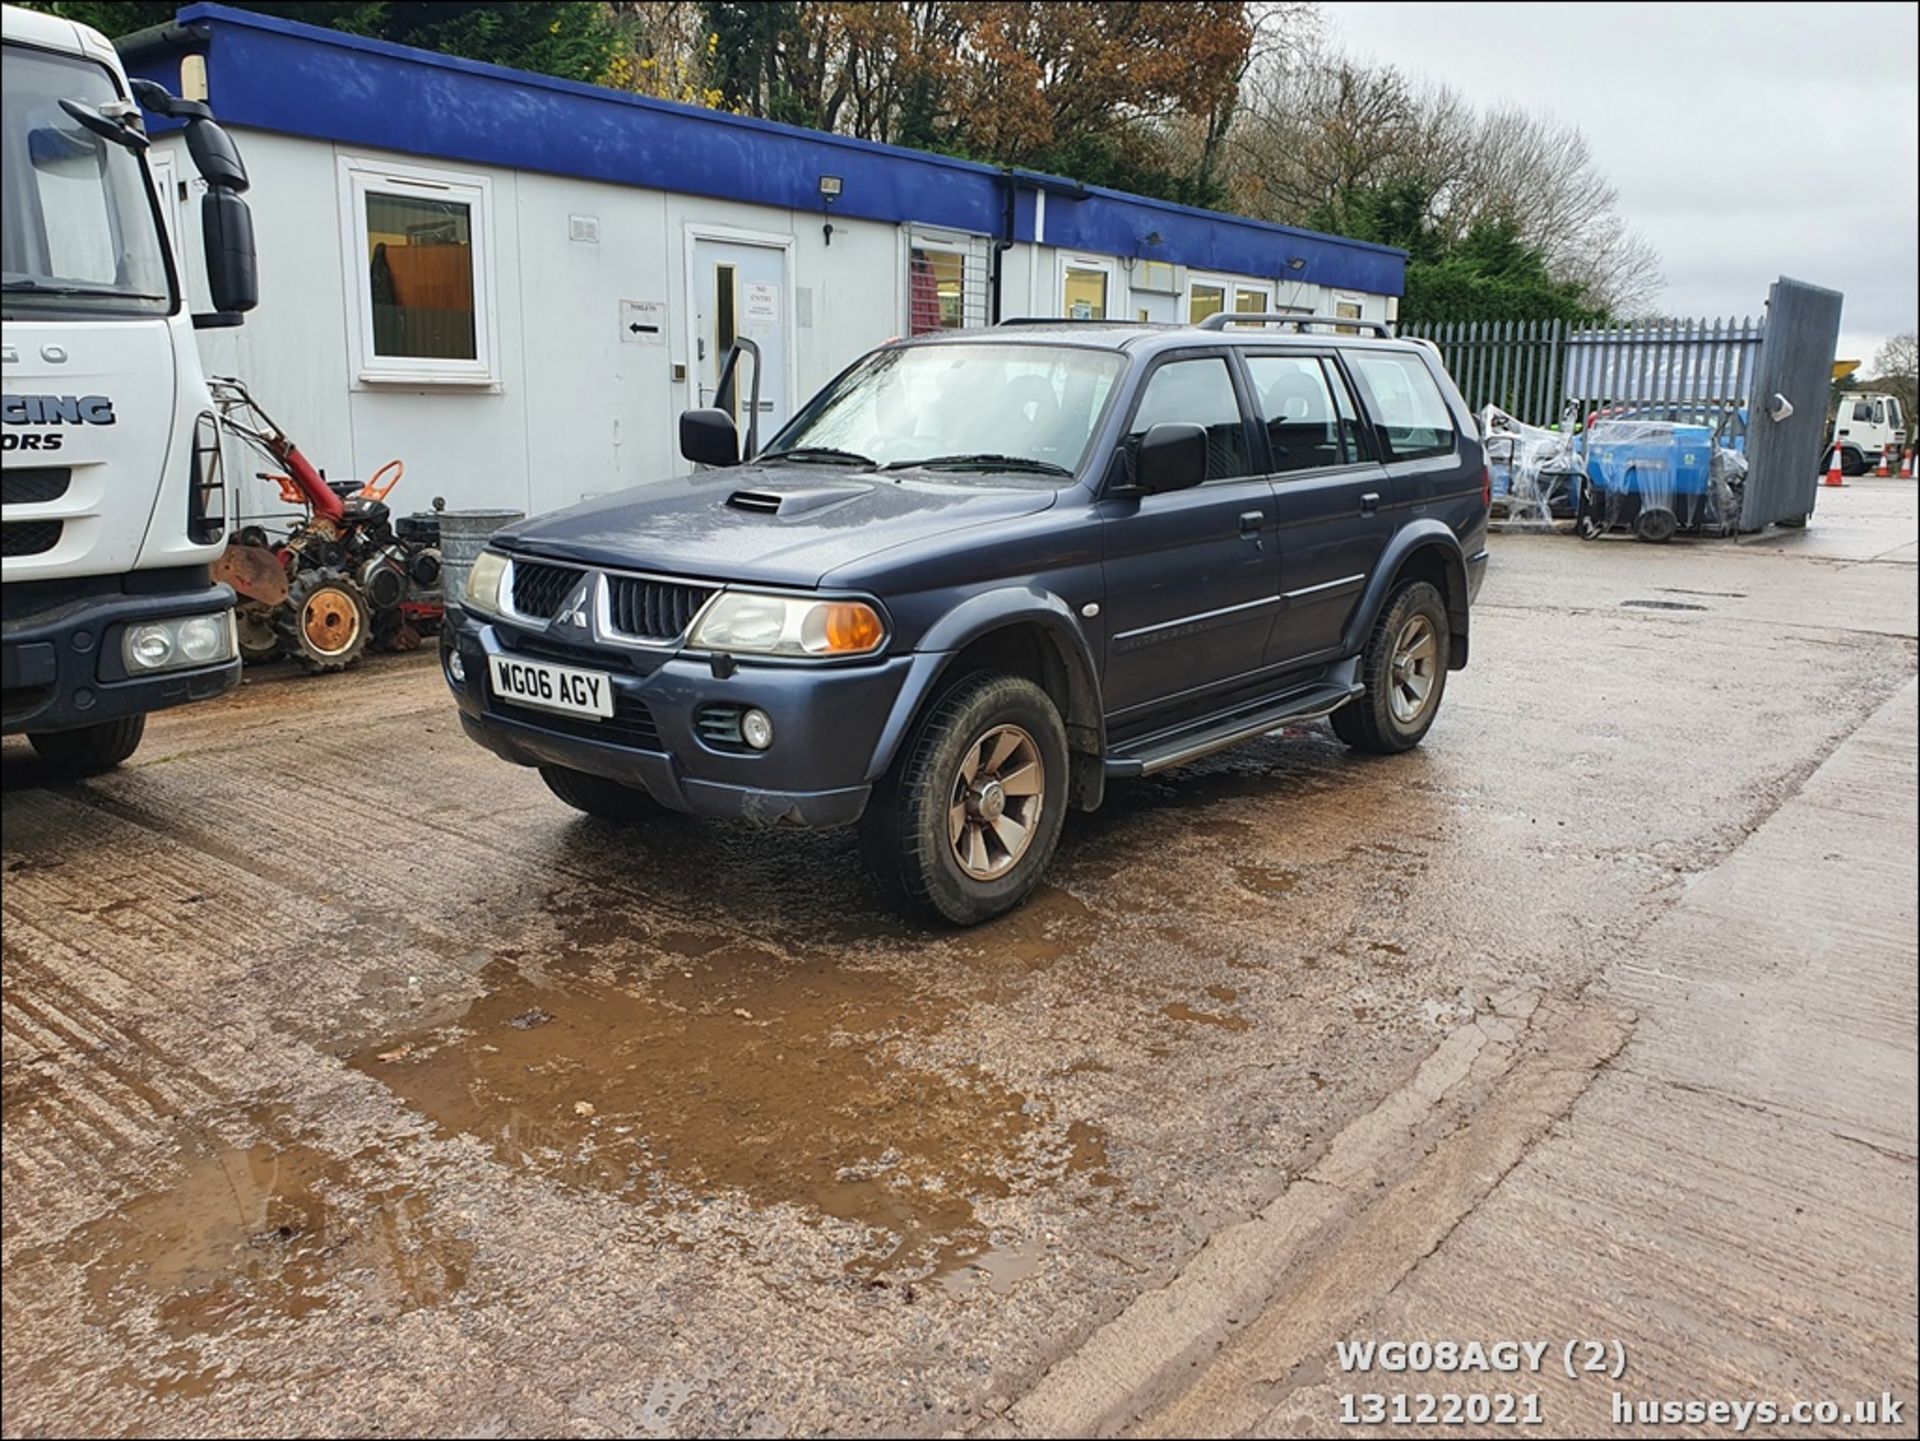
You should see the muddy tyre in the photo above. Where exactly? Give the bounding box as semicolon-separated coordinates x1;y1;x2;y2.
1332;579;1449;755
539;765;657;822
235;602;284;665
275;568;371;674
861;671;1068;926
27;715;146;776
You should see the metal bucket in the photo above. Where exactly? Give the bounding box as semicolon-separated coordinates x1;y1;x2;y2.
437;509;523;612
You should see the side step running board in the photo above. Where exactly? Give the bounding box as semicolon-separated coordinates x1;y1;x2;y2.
1106;680;1363;779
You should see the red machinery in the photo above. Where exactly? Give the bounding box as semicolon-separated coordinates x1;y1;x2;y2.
209;377;443;672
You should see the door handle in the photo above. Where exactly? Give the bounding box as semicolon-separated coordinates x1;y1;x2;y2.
1238;510;1264;537
1359;491;1381;514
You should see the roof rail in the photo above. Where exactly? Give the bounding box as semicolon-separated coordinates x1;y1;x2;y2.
994;316;1155;326
1197;313;1394;338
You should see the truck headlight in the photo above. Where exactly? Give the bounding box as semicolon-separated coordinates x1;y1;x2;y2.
465;549;508;615
688;593;886;658
124;612;237;673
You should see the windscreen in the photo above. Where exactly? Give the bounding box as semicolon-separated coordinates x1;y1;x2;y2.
2;42;171;316
765;342;1127;479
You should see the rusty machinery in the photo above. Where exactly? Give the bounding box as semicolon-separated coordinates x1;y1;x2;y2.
209;377;444;672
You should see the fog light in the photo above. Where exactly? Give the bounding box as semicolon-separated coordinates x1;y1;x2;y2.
127;623;175;671
741;708;774;750
448;650;466;684
176;615;226;664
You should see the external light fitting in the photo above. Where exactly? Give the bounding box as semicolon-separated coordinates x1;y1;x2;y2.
820;174;843;245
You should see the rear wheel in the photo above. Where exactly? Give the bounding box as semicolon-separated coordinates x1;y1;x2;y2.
539;765;658;822
861;672;1068;925
27;715;146;776
1332;579;1450;755
235;602;284;665
275;568;371;674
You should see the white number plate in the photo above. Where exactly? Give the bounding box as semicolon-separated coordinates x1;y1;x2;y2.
488;654;614;719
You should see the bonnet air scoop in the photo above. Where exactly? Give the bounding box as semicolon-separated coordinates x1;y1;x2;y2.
725;482;873;518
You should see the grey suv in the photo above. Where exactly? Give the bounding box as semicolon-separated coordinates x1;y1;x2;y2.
445;315;1490;923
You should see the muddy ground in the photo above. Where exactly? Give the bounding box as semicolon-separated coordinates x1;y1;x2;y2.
4;482;1916;1437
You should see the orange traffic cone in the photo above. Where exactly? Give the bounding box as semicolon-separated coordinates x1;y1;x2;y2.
1901;448;1915;480
1824;442;1846;487
1874;446;1892;477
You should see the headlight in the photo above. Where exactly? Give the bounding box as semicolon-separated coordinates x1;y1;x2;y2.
465;549;508;614
123;612;237;673
688;592;886;658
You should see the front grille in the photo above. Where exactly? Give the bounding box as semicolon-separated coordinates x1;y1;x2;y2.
510;559;584;619
487;691;662;751
2;468;71;505
1;521;63;557
608;575;715;641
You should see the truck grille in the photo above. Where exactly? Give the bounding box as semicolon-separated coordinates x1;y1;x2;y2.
510;559;584;619
607;575;715;641
1;521;63;557
2;468;71;505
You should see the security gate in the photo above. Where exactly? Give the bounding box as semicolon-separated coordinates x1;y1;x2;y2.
1737;277;1843;532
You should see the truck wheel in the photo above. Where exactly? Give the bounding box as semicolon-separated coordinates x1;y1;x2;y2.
1332;580;1450;756
27;715;147;776
539;765;657;822
275;569;370;674
862;672;1068;926
1842;448;1868;478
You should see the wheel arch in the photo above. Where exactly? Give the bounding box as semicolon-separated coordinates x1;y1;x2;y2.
867;589;1106;809
1345;522;1471;669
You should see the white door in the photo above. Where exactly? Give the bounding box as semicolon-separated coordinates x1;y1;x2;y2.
689;233;791;445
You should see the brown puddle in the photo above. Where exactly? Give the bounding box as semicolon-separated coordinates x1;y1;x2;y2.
1235;862;1301;896
28;1128;470;1396
1162;1002;1254;1032
354;952;1058;1281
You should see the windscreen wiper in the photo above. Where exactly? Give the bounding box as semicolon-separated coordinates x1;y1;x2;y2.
1;279;163;299
884;453;1073;476
758;445;876;466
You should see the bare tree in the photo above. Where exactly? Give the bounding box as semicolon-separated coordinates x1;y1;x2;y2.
1224;40;1663;314
1866;330;1918;426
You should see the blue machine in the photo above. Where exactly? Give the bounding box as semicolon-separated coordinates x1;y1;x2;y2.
1578;421;1728;543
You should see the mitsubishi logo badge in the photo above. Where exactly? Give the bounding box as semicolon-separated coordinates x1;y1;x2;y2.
552;576;593;632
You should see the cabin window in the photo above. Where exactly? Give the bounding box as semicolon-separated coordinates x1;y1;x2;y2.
340;157;496;384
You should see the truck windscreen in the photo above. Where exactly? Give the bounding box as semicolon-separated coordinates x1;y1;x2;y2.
1;42;171;317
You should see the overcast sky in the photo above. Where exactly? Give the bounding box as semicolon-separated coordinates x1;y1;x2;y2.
1320;1;1919;368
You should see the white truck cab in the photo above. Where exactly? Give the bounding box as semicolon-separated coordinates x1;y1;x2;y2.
3;3;257;773
1829;391;1908;475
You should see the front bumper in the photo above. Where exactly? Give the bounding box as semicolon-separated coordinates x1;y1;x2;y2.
444;609;922;829
2;579;239;735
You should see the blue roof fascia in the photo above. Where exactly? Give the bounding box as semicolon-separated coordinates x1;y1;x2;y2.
158;4;1405;295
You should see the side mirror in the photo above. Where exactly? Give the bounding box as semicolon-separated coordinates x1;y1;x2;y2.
680;408;740;467
1135;422;1208;493
201;188;257;316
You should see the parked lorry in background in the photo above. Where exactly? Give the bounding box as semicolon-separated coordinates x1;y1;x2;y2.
446;315;1488;924
1828;392;1907;475
2;3;258;773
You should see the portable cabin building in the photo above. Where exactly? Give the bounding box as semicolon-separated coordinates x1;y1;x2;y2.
121;4;1408;521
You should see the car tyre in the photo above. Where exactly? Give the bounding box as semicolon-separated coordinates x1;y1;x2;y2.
1332;579;1449;755
539;764;657;822
27;715;147;776
862;671;1069;926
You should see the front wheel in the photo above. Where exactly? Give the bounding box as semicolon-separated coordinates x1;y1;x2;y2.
27;715;147;776
1332;580;1450;755
861;672;1069;926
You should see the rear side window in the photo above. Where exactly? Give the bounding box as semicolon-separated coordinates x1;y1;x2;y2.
1248;355;1346;473
1126;356;1249;482
1347;352;1456;461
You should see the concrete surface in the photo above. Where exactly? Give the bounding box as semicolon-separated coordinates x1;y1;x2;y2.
3;481;1915;1437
